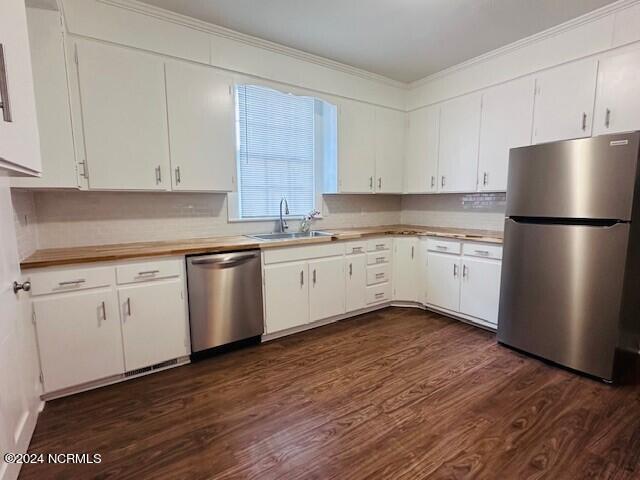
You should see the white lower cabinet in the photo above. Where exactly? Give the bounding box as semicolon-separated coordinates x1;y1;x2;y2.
118;279;188;371
426;252;461;312
264;261;309;333
426;238;502;328
309;257;346;322
459;257;502;326
29;257;189;396
393;237;421;302
33;290;124;393
345;252;367;312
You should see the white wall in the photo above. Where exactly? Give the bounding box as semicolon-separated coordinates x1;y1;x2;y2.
11;190;38;261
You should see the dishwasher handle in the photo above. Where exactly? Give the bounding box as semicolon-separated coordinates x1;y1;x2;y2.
190;252;259;267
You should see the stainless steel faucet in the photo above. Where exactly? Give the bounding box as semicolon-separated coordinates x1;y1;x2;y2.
279;197;289;232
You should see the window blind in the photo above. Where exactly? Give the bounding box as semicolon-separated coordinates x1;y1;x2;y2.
236;85;316;218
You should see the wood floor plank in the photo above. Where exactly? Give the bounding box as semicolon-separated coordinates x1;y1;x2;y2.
18;308;640;480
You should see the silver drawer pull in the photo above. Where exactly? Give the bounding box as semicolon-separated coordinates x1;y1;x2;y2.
375;244;386;249
101;301;107;320
376;257;385;263
375;273;385;279
352;247;363;253
474;250;489;256
137;270;160;276
375;292;385;299
436;246;448;251
0;44;12;122
58;279;86;286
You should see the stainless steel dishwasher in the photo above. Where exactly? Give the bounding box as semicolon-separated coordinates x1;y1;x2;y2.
186;250;263;353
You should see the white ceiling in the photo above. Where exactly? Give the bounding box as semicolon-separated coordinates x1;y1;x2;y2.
139;0;618;83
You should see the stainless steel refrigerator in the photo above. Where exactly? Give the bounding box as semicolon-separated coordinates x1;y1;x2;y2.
498;132;640;382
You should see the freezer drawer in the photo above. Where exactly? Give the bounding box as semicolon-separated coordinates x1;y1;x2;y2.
506;132;639;220
498;219;630;380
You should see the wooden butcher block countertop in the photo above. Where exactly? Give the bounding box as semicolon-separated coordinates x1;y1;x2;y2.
20;224;503;269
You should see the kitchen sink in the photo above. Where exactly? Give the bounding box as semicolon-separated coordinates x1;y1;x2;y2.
248;231;333;241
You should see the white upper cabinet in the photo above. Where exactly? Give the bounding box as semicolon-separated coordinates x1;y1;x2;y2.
532;59;598;144
374;107;405;193
0;0;41;175
593;49;640;136
165;61;235;192
438;92;482;193
478;77;535;192
405;105;439;193
12;8;77;189
338;99;376;193
75;40;170;190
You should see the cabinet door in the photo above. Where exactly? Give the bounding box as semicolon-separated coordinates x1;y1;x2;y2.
33;290;124;392
532;59;598;144
478;77;535;192
405;105;439;193
374;107;404;193
12;8;77;189
76;41;170;190
438;93;481;193
426;252;461;312
338;99;375;193
593;50;640;136
118;279;188;371
166;61;235;192
0;0;41;174
345;254;367;312
393;237;419;302
460;257;501;325
309;256;346;322
264;262;309;333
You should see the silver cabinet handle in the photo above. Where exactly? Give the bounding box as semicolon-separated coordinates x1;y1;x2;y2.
453;264;458;277
369;176;373;190
59;279;86;286
137;270;160;276
483;172;488;186
431;176;435;188
0;44;12;122
300;270;304;286
349;263;353;277
376;243;385;250
474;250;489;256
175;166;181;185
411;246;415;259
352;247;363;253
376;256;385;263
126;297;131;316
462;264;468;278
101;301;107;320
155;166;162;184
441;176;446;188
313;269;317;285
375;292;384;299
13;281;31;294
436;245;448;251
581;112;587;131
191;253;258;266
375;272;385;279
378;177;382;189
605;108;611;128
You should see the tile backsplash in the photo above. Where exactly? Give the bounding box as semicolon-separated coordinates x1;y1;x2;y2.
401;193;506;231
11;189;507;254
29;191;402;248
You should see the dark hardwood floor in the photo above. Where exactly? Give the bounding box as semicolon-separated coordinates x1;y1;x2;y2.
20;308;640;480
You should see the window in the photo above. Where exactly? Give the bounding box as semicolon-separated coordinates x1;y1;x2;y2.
233;84;336;219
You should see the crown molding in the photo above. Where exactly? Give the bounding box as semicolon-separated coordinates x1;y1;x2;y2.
409;0;640;88
96;0;408;90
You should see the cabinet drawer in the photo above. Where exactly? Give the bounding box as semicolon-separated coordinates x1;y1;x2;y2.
366;282;391;305
263;243;344;264
29;266;115;296
344;241;367;256
116;258;183;285
367;250;391;265
367;238;392;252
462;243;503;260
367;263;390;285
426;238;461;255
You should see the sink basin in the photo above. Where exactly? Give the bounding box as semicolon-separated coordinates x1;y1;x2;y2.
248;231;333;241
